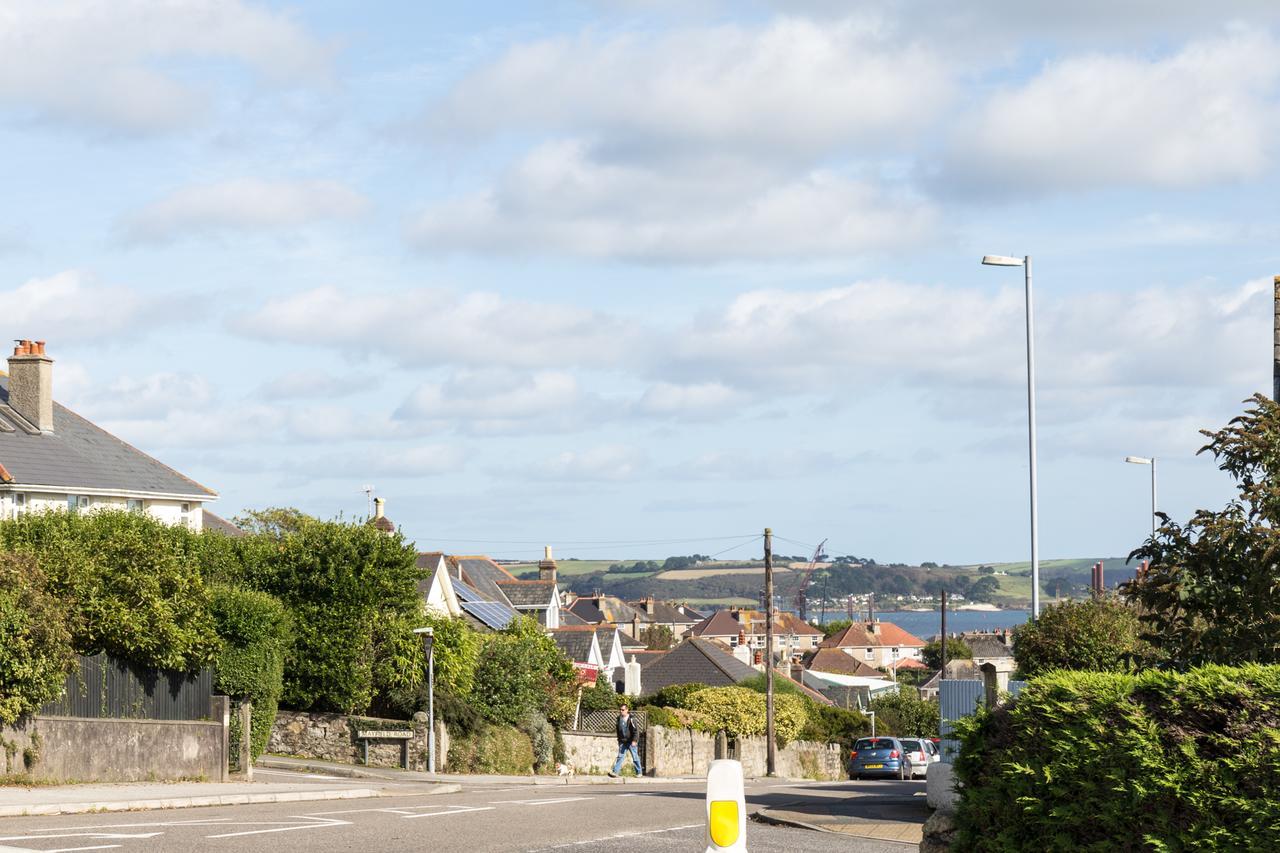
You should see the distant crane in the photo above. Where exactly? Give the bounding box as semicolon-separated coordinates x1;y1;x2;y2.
793;538;828;622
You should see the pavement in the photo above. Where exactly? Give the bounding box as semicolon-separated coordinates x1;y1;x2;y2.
756;787;930;845
0;776;912;853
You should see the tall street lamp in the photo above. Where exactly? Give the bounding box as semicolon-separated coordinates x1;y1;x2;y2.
413;626;435;774
1125;456;1157;536
981;254;1040;619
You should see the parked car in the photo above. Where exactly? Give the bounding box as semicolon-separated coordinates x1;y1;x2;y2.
849;737;912;780
898;738;940;778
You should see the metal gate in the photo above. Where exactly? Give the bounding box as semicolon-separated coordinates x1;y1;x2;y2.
938;678;1026;762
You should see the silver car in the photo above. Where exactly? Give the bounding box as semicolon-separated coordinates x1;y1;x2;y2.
898;738;940;779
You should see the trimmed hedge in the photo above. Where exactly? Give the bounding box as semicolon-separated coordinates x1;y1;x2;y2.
0;555;74;725
953;665;1280;852
209;586;292;762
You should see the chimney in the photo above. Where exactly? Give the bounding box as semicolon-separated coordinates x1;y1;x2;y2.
374;497;385;519
738;627;747;647
369;498;395;534
644;596;655;616
538;544;558;583
631;614;642;640
6;340;54;432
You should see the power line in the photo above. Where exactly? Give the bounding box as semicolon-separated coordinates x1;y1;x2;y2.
412;533;760;548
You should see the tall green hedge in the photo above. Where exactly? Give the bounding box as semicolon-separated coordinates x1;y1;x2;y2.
209;585;292;762
953;665;1280;851
0;554;74;725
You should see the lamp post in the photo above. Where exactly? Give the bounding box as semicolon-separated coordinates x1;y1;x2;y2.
413;626;435;774
981;253;1040;619
1124;456;1157;536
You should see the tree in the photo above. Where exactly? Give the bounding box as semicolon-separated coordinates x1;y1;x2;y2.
0;555;74;725
967;575;1002;603
821;619;853;639
640;624;674;650
209;585;292;761
922;637;972;670
869;690;939;737
471;616;576;727
1012;598;1150;678
978;565;995;575
1124;395;1280;667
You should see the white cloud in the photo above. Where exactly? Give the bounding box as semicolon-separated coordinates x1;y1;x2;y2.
636;382;745;418
257;370;373;401
398;370;583;421
235;284;640;369
350;444;466;477
0;270;172;341
72;372;214;420
120;179;368;244
940;32;1280;194
0;0;332;133
523;445;646;481
410;140;936;262
427;17;953;159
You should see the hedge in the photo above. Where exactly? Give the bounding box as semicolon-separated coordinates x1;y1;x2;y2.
209;586;292;762
446;724;536;775
687;686;807;744
953;665;1280;852
0;555;74;725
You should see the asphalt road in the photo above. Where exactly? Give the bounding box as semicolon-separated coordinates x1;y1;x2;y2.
0;775;923;853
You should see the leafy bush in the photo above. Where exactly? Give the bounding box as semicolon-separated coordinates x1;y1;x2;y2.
472;616;576;726
579;674;624;713
209;585;292;762
0;510;220;670
518;710;557;773
868;689;939;737
1012;597;1151;677
0;555;74;725
446;724;536;775
737;673;868;747
953;665;1280;851
642;705;684;728
646;682;709;709
922;637;971;670
231;509;425;713
686;686;807;744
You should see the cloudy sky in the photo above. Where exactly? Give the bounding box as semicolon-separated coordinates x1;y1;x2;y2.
3;0;1278;564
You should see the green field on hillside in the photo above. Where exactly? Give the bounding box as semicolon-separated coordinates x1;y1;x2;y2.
508;559;621;577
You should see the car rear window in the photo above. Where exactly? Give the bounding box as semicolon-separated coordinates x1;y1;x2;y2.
900;740;922;751
854;739;895;750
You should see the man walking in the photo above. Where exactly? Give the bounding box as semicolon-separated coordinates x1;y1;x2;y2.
608;704;643;777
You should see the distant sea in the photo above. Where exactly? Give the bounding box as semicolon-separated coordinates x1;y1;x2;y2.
815;609;1031;639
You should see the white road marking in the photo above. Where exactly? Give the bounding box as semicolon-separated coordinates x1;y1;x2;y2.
254;769;347;781
527;823;703;851
0;834;162;842
489;797;593;806
205;816;351;839
45;847;123;853
400;806;495;820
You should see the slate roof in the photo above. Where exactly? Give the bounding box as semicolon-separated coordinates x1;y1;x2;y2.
819;621;926;649
919;660;980;691
567;594;645;626
560;609;592;626
965;635;1015;660
804;648;884;678
202;510;245;537
639;638;760;696
549;629;597;664
689;609;742;638
450;556;517;604
496;579;557;608
0;375;216;498
628;599;704;624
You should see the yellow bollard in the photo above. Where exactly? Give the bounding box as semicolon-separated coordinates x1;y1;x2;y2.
705;759;747;853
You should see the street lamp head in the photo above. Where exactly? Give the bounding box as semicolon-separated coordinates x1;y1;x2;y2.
413;627;434;636
1125;456;1153;465
981;255;1025;267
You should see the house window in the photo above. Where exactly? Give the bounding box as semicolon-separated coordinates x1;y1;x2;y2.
864;648;874;660
11;493;26;518
181;502;191;513
67;495;90;513
892;647;900;659
127;499;145;513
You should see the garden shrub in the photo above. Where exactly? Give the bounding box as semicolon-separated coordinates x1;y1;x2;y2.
646;682;709;709
446;723;535;775
1012;597;1151;677
686;686;807;744
953;665;1280;852
472;616;576;727
869;689;939;737
0;555;74;725
518;709;557;773
641;705;684;729
579;674;624;712
209;585;292;762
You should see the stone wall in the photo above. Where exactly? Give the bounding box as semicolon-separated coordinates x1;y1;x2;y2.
561;731;620;774
1;709;228;783
269;709;429;770
643;725;844;780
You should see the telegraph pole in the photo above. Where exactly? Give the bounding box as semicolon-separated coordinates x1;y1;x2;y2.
764;527;776;777
1273;276;1280;401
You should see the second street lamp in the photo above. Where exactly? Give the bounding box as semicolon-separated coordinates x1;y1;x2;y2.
981;253;1040;619
1125;456;1157;536
413;626;435;774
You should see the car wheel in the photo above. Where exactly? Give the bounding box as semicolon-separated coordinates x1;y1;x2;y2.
899;764;907;781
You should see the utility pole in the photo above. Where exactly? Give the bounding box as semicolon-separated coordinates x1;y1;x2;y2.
764;527;776;777
940;589;948;679
1273;275;1280;401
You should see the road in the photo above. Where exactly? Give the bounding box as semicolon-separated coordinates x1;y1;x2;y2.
0;774;923;852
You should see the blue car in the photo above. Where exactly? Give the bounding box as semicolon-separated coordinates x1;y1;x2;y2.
850;737;911;780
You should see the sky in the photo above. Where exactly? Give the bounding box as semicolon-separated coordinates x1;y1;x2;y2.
3;0;1279;565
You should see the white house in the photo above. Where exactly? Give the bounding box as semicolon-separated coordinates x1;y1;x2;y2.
0;340;216;528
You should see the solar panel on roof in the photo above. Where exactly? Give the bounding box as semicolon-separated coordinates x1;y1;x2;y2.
452;579;486;602
462;600;516;630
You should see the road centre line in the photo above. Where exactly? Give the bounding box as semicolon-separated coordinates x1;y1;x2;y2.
41;846;121;853
488;797;593;806
527;823;703;851
400;806;495;819
205;817;350;839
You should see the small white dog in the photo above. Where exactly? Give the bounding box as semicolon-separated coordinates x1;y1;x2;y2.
555;762;575;776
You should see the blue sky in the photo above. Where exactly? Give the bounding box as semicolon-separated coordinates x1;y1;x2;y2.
3;0;1279;564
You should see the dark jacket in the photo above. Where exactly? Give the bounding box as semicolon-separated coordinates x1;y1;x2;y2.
616;713;638;745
